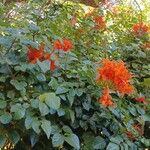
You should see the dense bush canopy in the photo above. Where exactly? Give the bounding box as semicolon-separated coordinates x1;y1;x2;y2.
0;0;150;149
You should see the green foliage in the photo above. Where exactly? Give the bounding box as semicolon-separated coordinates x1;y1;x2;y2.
0;0;150;149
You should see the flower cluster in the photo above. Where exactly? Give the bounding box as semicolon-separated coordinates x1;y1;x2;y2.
97;59;134;107
99;87;114;107
94;16;106;30
53;39;73;52
132;22;149;36
27;43;57;71
27;39;73;71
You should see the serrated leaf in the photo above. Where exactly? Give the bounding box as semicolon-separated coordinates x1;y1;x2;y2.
39;101;49;116
30;132;39;147
52;133;64;147
25;116;33;129
32;118;41;134
48;77;59;90
36;73;46;81
11;104;26;120
106;142;120;150
45;93;60;110
93;136;106;149
0;112;12;124
65;133;80;149
56;86;69;94
37;60;50;73
57;108;65;116
41;120;51;139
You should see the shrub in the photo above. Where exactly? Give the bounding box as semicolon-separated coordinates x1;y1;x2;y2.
0;0;150;149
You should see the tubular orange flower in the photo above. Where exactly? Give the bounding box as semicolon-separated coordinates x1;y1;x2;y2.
97;59;134;95
125;131;136;141
27;43;58;71
133;123;144;136
50;60;56;71
63;39;73;52
53;39;73;52
27;46;43;64
99;87;114;107
132;22;149;36
94;16;106;30
53;40;63;50
134;96;147;103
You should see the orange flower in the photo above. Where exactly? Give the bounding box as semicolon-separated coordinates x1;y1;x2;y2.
27;44;44;64
63;39;73;52
125;131;136;141
27;43;58;71
94;16;106;30
53;40;63;50
50;60;56;71
53;39;73;52
143;41;150;50
99;87;114;107
97;59;134;95
134;96;147;103
133;123;144;136
132;22;149;36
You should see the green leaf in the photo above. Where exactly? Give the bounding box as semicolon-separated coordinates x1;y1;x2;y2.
32;118;41;134
7;90;15;99
52;133;64;147
30;132;39;147
11;104;26;120
136;106;145;115
76;88;84;96
25;116;33;129
31;99;39;108
56;86;69;94
0;37;12;48
106;142;120;150
28;23;40;32
41;120;51;139
37;60;50;73
39;93;47;102
69;109;75;123
39;101;49;116
65;133;80;149
82;132;95;150
48;77;59;90
10;80;27;91
93;136;106;149
63;126;73;133
57;108;65;116
8;131;20;144
0;99;7;109
0;134;6;148
110;136;123;145
141;78;150;87
0;112;12;124
36;73;46;81
44;93;60;110
67;89;75;106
